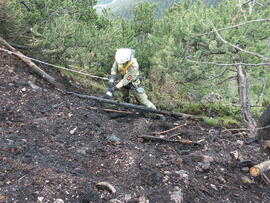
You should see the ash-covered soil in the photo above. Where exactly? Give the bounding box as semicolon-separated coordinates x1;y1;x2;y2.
0;50;269;203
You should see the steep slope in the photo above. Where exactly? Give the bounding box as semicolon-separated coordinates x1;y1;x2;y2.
0;49;269;202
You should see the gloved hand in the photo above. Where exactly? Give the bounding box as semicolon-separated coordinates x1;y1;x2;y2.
104;86;118;99
108;75;117;88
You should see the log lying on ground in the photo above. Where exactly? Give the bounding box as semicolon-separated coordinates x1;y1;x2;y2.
0;37;58;86
67;91;204;121
250;160;270;176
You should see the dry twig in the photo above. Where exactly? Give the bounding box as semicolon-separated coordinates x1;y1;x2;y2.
153;124;186;135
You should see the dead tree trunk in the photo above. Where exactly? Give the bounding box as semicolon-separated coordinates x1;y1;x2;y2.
237;63;257;136
0;37;58;87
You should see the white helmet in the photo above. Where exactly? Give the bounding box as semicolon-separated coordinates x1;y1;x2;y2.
115;48;135;64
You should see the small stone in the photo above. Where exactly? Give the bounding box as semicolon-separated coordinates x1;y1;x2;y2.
38;197;44;202
217;176;226;183
196;162;210;172
210;184;218;191
21;87;26;92
241;167;250;173
202;155;214;163
235;140;244;147
70;127;77;134
175;170;189;179
170;186;183;203
230;150;239;160
107;135;121;143
124;194;132;201
53;199;64;203
137;196;149;203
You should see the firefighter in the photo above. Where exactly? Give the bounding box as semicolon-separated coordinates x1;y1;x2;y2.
105;48;165;120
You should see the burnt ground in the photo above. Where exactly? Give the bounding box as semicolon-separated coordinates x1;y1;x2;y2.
0;49;269;203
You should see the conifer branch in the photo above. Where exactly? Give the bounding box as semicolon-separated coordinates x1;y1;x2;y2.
200;18;270;36
209;20;270;62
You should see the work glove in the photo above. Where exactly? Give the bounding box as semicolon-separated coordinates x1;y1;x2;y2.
104;86;118;99
108;75;117;88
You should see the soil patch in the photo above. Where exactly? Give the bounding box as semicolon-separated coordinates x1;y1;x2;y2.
0;50;269;203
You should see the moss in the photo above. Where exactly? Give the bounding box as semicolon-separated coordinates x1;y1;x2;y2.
203;116;241;127
203;117;219;126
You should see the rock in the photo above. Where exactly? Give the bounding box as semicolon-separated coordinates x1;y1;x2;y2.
201;92;222;103
217;176;226;183
262;140;270;150
28;81;43;91
107;135;121;143
230;150;239;160
202;155;214;163
235;140;244;147
124;194;132;202
136;196;149;203
175;170;189;179
241;167;250;173
210;184;218;191
196;162;211;172
69;127;77;134
38;197;45;202
257;105;270;140
169;186;183;203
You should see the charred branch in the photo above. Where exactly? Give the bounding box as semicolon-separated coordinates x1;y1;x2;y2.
66;91;204;121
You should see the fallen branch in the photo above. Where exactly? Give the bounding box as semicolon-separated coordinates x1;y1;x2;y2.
250;160;270;177
0;37;58;86
153;124;186;135
89;106;137;114
67;91;204;121
139;135;199;144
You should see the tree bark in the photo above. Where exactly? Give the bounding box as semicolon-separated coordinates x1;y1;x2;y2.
237;63;257;136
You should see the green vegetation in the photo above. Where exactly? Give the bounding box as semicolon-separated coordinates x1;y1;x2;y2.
1;0;269;127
